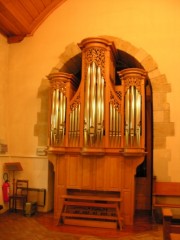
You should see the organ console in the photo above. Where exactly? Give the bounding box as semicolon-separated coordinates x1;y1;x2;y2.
47;37;147;228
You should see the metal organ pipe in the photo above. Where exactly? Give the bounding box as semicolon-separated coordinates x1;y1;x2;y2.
59;91;63;142
135;89;141;146
130;86;135;146
97;66;104;144
125;86;142;147
62;94;66;141
109;100;121;147
50;88;67;146
115;108;119;136
109;103;113;138
118;110;121;145
51;89;56;145
125;88;130;146
97;67;101;128
84;65;91;146
71;108;75;143
77;104;80;136
84;62;104;147
101;77;104;138
69;110;72;145
112;105;116;137
55;89;59;133
90;62;96;136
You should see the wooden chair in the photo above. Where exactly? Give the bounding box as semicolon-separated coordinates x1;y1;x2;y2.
162;208;180;240
9;179;28;214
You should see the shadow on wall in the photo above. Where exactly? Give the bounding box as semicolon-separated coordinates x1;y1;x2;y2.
34;77;50;147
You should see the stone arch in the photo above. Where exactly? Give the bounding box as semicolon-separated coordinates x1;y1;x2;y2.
48;36;174;180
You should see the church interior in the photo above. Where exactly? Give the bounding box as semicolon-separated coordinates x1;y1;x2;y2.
0;1;180;239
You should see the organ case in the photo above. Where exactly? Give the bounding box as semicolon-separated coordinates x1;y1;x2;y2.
47;37;147;227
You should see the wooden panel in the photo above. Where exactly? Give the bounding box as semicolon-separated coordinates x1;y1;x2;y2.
0;1;30;31
0;12;22;35
123;159;133;189
29;0;46;12
42;0;53;7
19;0;39;19
64;219;117;229
0;0;66;43
123;190;133;224
105;156;121;191
94;157;105;190
66;156;123;192
55;186;65;215
135;177;151;210
82;157;94;189
57;156;66;185
67;155;82;188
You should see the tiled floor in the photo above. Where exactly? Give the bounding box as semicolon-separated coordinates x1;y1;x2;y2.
0;211;163;240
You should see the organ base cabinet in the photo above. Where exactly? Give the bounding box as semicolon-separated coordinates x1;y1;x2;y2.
47;37;147;228
49;153;145;227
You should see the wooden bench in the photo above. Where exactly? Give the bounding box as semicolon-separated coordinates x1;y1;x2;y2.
162;208;180;240
152;180;180;222
57;191;123;229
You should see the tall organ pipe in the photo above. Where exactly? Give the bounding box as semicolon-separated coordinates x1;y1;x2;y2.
136;89;141;146
63;95;66;128
55;89;60;133
125;86;142;147
51;90;56;144
51;90;55;128
115;108;119;135
125;88;130;146
109;103;113;136
84;62;104;146
69;110;72;143
130;86;135;135
50;88;67;145
62;94;66;139
59;91;63;128
90;62;96;132
101;77;104;136
84;66;91;145
97;66;101;128
77;104;80;133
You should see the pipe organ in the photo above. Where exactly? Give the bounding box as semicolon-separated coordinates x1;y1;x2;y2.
48;72;79;147
48;37;147;228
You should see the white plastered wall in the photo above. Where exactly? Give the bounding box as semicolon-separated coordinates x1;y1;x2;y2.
0;0;180;209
